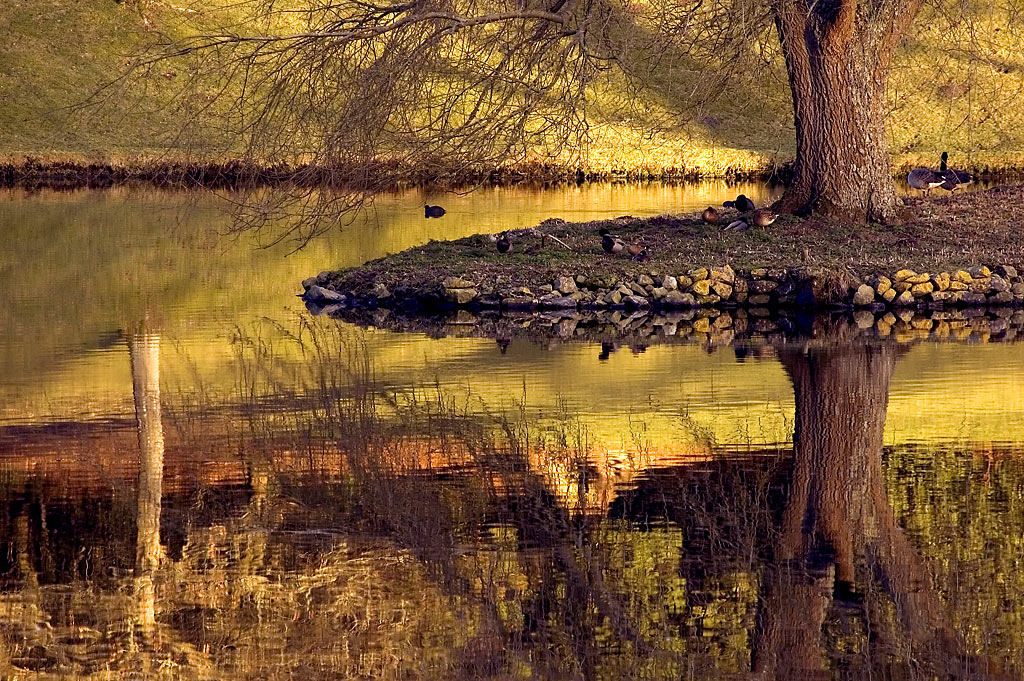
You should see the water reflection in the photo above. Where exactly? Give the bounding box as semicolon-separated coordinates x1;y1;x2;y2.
0;182;778;425
756;342;961;677
2;184;1023;678
130;332;163;630
0;321;1022;679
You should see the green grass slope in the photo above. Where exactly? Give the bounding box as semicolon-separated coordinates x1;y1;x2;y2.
2;0;1024;173
0;0;244;158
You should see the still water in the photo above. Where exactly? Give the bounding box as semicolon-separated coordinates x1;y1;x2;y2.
1;183;1023;679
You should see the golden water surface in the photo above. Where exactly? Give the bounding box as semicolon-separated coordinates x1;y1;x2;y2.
0;184;1022;680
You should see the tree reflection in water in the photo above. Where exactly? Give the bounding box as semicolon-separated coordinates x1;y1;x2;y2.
756;339;1004;678
0;320;1021;679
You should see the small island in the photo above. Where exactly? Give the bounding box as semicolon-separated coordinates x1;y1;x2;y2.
304;184;1024;318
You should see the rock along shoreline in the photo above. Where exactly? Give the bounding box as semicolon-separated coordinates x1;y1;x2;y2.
302;263;1024;316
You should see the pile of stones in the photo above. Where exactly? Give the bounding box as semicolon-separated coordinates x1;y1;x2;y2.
303;263;1024;313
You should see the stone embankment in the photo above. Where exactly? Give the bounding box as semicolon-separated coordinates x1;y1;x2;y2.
302;263;1024;314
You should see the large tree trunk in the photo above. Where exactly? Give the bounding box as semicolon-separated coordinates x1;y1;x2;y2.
772;0;922;222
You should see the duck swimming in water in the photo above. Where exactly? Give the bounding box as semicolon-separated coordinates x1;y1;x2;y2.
424;204;446;218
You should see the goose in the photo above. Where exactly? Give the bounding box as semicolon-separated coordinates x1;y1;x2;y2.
907;166;945;194
424;204;446;218
702;207;720;224
599;227;625;255
938;152;973;192
752;208;778;227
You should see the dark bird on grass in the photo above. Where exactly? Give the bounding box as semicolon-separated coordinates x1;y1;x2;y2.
424;204;446;218
907;166;945;194
495;232;512;253
939;151;973;192
525;233;547;255
752;208;778;227
599;227;625;255
724;194;756;212
702;207;720;224
722;220;750;232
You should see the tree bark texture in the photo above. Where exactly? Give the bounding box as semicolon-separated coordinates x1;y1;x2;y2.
772;0;923;222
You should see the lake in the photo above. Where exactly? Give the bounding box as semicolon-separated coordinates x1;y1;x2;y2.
0;182;1022;680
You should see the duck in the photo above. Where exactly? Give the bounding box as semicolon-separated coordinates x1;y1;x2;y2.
495;232;512;253
722;220;750;232
724;194;756;212
752;208;778;227
629;244;650;262
424;204;446;218
938;151;973;192
525;233;548;255
599;227;625;255
627;237;646;258
702;207;720;224
907;166;945;194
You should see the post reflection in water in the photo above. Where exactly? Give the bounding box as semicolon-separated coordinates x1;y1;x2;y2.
1;317;1024;680
129;332;164;631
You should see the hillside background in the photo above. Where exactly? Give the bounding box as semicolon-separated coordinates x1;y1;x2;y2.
3;0;1024;175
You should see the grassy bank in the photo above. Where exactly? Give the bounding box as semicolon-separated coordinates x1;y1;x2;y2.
4;1;1024;176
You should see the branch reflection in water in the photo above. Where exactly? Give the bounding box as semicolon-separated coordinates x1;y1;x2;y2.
0;318;1021;679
